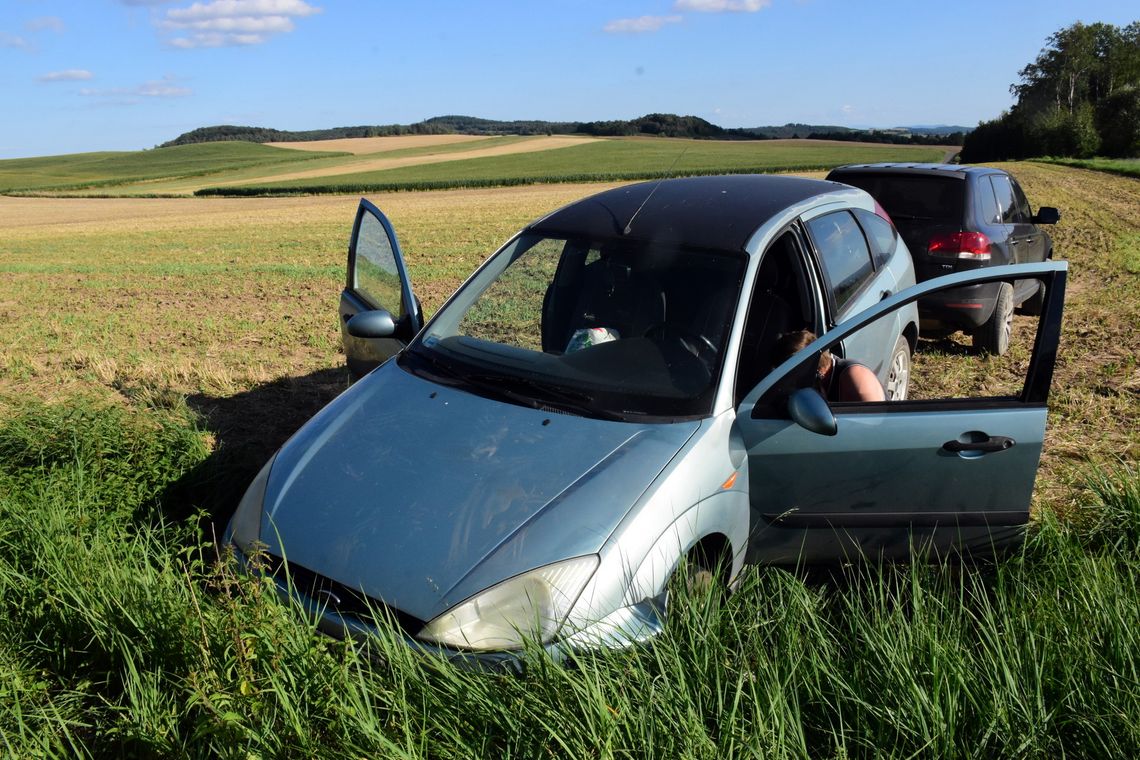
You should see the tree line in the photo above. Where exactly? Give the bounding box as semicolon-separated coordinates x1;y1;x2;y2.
160;114;966;149
962;21;1140;161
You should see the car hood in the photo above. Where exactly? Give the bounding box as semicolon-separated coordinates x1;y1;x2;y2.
259;360;700;623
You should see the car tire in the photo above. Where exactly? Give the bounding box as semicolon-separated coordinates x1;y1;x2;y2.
974;282;1014;355
885;335;911;401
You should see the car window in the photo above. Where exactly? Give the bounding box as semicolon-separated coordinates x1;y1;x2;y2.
853;208;896;270
1010;178;1034;221
989;175;1025;224
414;233;747;420
753;273;1055;415
805;210;874;315
354;212;405;316
977;177;1003;224
832;174;964;224
458;237;563;350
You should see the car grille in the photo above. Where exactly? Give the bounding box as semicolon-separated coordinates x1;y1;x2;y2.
262;554;426;636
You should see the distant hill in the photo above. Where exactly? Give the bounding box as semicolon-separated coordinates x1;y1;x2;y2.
160;114;968;148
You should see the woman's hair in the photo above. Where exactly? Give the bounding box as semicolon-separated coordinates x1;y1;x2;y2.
772;329;832;374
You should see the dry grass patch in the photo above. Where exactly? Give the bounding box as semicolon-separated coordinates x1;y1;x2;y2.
266;134;493;155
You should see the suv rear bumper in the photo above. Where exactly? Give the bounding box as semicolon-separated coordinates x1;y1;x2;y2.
918;281;1000;332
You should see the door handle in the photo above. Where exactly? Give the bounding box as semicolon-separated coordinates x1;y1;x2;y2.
942;436;1015;453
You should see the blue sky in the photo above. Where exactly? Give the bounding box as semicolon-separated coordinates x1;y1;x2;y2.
1;0;1136;159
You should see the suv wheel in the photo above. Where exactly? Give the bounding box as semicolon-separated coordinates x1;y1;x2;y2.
974;282;1014;355
885;335;910;401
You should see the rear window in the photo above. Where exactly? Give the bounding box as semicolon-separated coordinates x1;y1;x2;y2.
832;173;965;225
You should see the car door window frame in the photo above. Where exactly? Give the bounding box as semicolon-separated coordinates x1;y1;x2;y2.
347;199;421;330
742;262;1067;418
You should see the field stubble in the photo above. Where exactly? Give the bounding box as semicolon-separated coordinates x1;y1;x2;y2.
2;166;1136;511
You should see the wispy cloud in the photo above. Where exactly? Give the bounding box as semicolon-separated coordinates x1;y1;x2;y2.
0;32;32;49
26;17;66;33
160;0;321;48
603;15;683;34
674;0;770;11
38;69;95;82
80;75;192;104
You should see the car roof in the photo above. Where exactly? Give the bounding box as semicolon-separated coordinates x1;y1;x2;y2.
526;174;844;252
828;162;1001;180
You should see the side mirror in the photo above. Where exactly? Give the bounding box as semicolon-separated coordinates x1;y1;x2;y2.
346;309;396;339
787;388;837;436
1032;207;1060;225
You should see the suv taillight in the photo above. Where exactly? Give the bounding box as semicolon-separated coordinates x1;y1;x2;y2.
928;231;991;260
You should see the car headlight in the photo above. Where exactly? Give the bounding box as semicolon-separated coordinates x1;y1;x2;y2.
416;555;599;651
225;455;275;552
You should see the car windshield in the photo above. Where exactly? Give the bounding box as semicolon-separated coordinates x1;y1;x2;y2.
400;233;747;421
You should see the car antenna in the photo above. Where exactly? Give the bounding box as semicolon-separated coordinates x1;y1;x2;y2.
623;146;689;235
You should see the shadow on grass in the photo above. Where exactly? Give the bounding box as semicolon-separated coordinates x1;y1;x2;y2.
167;366;350;531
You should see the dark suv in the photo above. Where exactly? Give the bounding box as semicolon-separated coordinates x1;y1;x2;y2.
826;163;1060;354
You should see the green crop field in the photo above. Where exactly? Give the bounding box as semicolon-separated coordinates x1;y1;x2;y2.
0;142;347;194
0;135;954;197
0;163;1138;757
199;137;953;195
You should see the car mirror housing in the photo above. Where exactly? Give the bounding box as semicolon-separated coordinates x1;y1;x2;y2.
787;387;838;436
1033;207;1061;225
347;308;397;339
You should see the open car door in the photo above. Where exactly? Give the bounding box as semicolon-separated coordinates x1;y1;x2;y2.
340;199;423;379
736;261;1067;565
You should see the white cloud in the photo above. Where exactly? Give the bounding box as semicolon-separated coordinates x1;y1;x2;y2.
160;0;320;48
80;76;192;103
166;0;319;21
26;17;66;33
38;69;95;82
0;32;31;49
603;15;683;33
674;0;770;11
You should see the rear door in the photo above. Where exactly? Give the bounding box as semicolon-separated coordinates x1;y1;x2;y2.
803;209;894;378
736;261;1067;565
340;199;422;378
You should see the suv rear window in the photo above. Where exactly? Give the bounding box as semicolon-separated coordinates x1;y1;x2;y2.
833;174;965;225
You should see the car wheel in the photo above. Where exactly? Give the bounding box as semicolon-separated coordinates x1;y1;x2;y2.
885;335;911;401
974;282;1014;355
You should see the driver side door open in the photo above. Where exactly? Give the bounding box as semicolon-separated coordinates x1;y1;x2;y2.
735;262;1067;565
340;199;422;379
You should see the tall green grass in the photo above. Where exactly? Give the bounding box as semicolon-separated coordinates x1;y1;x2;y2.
1033;156;1140;180
1;399;1138;758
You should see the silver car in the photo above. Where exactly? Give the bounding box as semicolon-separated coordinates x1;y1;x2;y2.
226;175;1066;664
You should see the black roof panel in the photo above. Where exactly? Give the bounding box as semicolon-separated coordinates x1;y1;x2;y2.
526;174;842;252
828;162;1001;180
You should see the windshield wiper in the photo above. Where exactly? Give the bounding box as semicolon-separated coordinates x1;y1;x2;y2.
464;373;627;421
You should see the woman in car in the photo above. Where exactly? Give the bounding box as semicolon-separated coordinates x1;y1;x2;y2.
773;329;886;403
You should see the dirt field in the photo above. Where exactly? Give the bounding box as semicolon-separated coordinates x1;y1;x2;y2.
219;135;600;187
266;134;491;155
1;165;1135;515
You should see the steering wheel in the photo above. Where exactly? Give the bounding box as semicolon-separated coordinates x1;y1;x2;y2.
645;323;718;373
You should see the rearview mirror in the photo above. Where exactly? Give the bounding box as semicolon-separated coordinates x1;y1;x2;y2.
787;388;837;436
346;309;397;339
1033;207;1061;225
